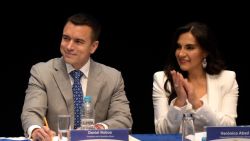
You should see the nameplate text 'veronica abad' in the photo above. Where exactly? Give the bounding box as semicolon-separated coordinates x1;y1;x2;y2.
206;126;250;140
70;129;129;141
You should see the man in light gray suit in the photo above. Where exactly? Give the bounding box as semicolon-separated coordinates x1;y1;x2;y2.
21;13;132;141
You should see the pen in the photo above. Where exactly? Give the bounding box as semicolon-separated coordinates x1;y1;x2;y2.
43;117;49;128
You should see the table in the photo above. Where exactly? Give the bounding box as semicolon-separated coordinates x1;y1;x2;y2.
0;134;182;141
132;134;181;141
0;137;30;141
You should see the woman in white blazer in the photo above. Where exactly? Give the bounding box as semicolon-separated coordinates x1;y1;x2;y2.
153;22;238;134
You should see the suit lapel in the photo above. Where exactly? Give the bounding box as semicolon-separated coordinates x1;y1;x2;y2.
52;58;73;114
207;73;220;112
86;59;103;107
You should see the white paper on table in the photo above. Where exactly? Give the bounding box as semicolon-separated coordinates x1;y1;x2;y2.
195;132;206;141
53;136;67;141
184;132;206;141
0;137;30;141
128;135;140;141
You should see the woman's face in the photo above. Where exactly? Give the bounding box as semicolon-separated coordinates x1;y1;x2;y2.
175;32;207;73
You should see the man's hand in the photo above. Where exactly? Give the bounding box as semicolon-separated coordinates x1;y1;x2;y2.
32;126;55;141
95;124;105;129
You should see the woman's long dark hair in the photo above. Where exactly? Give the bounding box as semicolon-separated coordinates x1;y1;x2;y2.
164;22;226;103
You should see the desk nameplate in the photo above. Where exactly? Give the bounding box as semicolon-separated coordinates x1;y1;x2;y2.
207;126;250;140
70;129;129;141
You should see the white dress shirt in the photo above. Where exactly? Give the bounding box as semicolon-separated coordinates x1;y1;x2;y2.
66;59;90;96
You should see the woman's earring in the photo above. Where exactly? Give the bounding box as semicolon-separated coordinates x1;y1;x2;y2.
202;58;207;69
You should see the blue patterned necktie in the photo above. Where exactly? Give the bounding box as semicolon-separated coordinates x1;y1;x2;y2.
70;70;84;129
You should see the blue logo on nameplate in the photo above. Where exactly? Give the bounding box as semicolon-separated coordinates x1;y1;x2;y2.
70;129;129;141
207;126;250;141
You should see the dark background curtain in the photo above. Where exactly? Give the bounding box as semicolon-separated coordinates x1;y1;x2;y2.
0;1;249;136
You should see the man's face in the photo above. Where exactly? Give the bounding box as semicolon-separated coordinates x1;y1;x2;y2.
60;22;98;69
